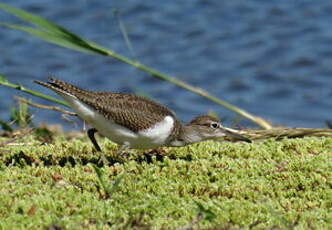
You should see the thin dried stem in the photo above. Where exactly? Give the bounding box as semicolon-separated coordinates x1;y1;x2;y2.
15;96;76;116
0;128;33;147
240;128;332;141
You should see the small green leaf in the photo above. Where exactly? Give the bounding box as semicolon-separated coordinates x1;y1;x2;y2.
91;164;124;199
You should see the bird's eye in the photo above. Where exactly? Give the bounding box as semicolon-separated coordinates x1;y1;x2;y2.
210;122;219;129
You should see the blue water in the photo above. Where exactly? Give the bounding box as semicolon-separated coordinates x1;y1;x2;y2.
1;0;332;128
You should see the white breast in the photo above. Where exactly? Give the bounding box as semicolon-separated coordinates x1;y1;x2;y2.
138;115;174;146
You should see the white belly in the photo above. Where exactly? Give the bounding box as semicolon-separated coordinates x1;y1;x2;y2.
59;92;174;149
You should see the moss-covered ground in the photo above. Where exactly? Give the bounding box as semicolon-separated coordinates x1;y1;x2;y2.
0;131;331;229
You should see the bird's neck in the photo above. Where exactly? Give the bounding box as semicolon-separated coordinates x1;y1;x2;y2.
169;124;206;147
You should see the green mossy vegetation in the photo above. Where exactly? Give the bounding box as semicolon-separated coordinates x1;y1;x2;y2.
0;132;331;229
0;3;331;229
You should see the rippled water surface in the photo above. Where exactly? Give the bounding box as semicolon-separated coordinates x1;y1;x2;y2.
1;0;332;128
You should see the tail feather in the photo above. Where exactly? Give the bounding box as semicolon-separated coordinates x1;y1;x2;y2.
34;77;88;97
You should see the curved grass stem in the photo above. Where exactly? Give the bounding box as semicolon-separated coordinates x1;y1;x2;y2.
0;3;272;129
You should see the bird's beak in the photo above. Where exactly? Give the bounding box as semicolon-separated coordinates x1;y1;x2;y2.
220;127;251;143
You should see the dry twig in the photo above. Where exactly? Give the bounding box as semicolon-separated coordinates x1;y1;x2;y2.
0;128;33;147
15;96;76;116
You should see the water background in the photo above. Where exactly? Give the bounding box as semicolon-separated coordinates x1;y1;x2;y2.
1;0;332;128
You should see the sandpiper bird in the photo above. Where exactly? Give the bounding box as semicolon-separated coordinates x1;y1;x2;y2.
34;78;250;153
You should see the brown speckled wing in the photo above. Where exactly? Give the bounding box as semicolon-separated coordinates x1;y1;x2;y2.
86;91;176;132
35;78;179;132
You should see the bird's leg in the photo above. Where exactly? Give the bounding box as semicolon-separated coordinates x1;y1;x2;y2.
87;128;102;152
87;128;108;165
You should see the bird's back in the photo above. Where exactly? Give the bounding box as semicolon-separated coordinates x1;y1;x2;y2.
34;78;181;133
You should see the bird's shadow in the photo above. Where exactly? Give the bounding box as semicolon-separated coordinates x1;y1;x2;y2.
4;148;193;168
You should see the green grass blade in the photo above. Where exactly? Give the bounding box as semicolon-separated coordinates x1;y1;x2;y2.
0;3;86;41
0;75;68;107
0;23;105;55
0;3;66;35
0;119;13;132
0;3;108;55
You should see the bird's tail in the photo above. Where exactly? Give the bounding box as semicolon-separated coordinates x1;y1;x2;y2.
34;77;88;97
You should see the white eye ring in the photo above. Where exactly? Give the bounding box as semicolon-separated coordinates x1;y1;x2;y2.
210;122;219;129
